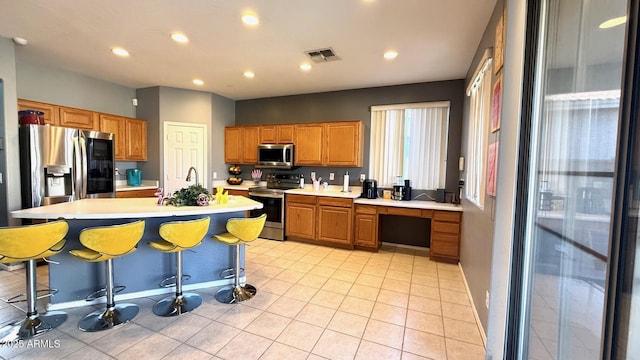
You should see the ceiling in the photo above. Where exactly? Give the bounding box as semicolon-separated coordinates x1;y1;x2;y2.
0;0;497;100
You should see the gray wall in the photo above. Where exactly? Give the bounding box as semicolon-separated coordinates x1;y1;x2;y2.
236;81;464;191
0;37;19;226
16;59;136;117
459;0;504;335
136;86;235;190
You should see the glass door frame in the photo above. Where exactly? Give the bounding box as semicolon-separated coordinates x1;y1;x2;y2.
505;0;639;358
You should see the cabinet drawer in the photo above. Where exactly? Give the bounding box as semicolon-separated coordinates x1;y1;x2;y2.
421;209;434;218
386;207;422;217
355;205;377;214
433;211;461;223
433;221;460;234
431;236;459;257
115;189;158;198
318;196;352;208
225;189;249;197
287;194;317;204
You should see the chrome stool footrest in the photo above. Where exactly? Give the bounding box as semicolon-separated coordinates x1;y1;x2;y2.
215;284;257;304
158;274;191;288
85;285;125;302
78;303;139;332
220;267;244;279
6;288;59;304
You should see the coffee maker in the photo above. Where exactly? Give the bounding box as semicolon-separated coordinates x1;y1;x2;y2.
361;179;378;199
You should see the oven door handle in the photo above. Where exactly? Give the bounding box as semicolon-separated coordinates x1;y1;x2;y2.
249;192;284;199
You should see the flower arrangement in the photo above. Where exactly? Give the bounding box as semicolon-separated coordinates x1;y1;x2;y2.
167;184;210;206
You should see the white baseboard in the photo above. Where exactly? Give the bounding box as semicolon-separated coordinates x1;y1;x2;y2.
458;262;487;347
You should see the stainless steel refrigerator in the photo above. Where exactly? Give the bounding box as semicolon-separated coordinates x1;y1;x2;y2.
19;124;116;208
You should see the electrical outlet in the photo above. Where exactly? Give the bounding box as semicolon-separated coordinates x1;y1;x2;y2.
360;173;366;182
329;173;335;181
213;172;217;179
485;290;490;309
311;171;316;180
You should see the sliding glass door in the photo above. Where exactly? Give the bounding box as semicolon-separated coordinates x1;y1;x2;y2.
512;0;629;358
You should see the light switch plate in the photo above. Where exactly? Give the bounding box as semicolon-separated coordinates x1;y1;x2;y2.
329;173;335;181
360;173;366;182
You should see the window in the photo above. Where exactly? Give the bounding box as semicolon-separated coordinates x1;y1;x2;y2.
465;51;493;208
369;101;450;189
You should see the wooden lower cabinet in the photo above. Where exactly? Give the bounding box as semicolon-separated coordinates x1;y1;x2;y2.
430;210;462;262
115;189;157;198
317;204;352;246
286;201;316;240
354;207;378;249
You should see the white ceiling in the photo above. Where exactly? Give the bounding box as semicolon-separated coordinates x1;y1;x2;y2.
0;0;497;100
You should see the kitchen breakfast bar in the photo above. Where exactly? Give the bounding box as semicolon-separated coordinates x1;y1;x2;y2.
10;196;263;310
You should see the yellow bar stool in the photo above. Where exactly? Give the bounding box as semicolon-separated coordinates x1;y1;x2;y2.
148;217;210;317
0;220;68;343
69;220;145;332
212;214;266;304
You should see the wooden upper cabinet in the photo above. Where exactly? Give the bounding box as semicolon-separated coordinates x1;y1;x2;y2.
324;121;363;166
17;99;59;125
59;106;96;130
125;117;147;161
224;126;260;164
260;125;277;143
224;127;243;164
277;124;296;143
242;126;260;164
260;124;296;144
295;123;324;165
99;114;126;160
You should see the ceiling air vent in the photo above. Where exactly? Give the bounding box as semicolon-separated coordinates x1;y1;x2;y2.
305;47;341;63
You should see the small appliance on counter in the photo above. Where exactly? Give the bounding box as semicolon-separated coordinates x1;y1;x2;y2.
361;179;378;199
126;169;142;186
403;179;412;200
392;184;405;200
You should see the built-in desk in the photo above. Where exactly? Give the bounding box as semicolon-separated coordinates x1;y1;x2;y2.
353;198;463;263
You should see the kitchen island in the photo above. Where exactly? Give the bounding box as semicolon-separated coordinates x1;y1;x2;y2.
11;196;263;310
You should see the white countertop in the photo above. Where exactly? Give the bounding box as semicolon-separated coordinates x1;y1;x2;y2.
354;198;463;212
285;186;363;199
11;196;263;220
115;180;159;192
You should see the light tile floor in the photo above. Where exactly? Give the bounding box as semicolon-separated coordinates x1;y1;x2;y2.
0;240;485;360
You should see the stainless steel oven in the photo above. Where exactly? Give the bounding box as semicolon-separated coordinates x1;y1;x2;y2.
249;188;285;240
249;173;301;241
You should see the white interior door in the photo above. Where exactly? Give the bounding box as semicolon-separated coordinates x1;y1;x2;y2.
163;122;207;195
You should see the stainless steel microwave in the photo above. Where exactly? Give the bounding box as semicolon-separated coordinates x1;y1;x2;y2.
257;144;295;169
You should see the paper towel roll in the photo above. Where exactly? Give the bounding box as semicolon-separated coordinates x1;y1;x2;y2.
343;174;350;192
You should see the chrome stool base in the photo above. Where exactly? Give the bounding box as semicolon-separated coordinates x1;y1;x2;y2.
215;284;257;304
78;303;139;332
0;311;67;343
153;293;202;317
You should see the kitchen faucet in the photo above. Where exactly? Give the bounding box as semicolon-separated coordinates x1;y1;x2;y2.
185;166;199;186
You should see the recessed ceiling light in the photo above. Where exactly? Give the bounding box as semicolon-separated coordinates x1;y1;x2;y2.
111;47;130;57
384;50;398;60
243;71;255;78
242;14;260;26
299;63;312;71
171;33;189;43
599;16;627;29
192;79;204;86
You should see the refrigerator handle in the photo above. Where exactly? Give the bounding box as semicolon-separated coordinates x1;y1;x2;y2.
80;132;88;199
73;135;83;200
